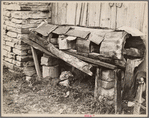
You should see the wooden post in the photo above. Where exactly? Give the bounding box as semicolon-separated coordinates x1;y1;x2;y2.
114;69;122;114
94;67;102;100
31;46;42;80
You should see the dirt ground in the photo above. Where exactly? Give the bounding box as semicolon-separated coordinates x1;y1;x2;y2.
2;66;146;115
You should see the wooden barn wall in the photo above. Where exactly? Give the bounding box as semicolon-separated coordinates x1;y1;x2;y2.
51;2;147;37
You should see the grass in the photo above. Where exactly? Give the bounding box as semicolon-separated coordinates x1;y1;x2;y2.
2;65;146;115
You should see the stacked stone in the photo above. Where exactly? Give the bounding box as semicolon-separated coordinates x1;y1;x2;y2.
41;53;60;78
3;2;51;74
98;69;115;106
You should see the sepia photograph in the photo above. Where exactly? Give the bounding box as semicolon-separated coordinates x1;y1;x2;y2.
1;1;148;117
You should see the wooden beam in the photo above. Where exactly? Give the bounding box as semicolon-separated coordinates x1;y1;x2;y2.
31;47;42;80
47;43;93;76
21;36;57;58
64;50;117;70
114;69;122;114
114;69;118;114
122;59;143;100
94;67;101;100
117;69;122;114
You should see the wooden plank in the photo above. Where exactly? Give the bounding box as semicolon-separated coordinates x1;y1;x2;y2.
66;3;76;25
81;3;88;26
64;50;117;70
123;3;145;30
52;26;71;35
75;3;82;25
47;43;93;76
116;3;128;28
88;3;101;27
57;3;67;24
110;3;117;29
51;3;56;24
142;3;147;42
133;3;145;30
35;22;58;36
66;29;90;38
99;3;111;28
31;47;42;80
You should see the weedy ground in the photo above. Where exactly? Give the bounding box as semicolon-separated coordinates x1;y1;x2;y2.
2;66;146;115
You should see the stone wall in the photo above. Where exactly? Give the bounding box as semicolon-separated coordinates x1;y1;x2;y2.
3;2;52;73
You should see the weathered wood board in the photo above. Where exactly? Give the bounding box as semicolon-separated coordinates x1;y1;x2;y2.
47;43;93;76
51;2;147;38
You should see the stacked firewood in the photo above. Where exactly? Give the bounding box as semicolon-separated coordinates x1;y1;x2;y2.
3;2;51;75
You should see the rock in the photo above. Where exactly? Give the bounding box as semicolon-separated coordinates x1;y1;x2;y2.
59;80;69;87
13;48;28;56
98;87;115;100
5;41;15;47
14;44;30;50
17;34;28;40
11;11;49;19
16;55;32;62
3;60;14;70
98;79;114;89
26;76;32;82
3;45;12;52
23;67;36;76
101;69;115;81
4;57;13;63
23;61;34;67
7;31;18;38
59;71;73;80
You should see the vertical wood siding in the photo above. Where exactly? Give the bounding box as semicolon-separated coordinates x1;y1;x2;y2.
51;2;147;36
